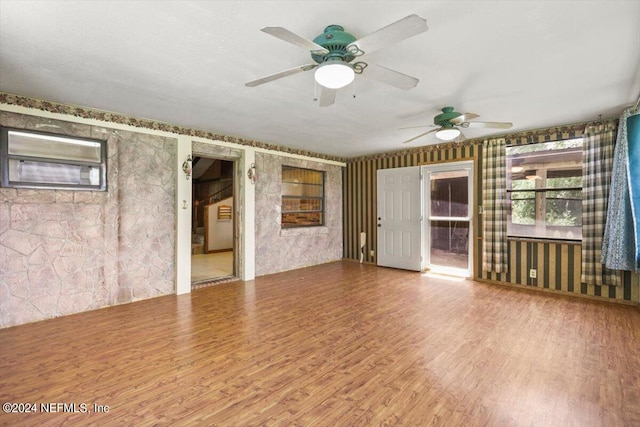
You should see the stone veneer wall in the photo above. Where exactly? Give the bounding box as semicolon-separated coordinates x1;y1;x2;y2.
0;112;176;328
255;152;343;276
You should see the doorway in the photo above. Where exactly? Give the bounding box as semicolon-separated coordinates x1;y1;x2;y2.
190;157;235;284
423;161;474;277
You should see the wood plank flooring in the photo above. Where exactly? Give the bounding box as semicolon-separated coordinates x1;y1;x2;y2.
1;261;639;426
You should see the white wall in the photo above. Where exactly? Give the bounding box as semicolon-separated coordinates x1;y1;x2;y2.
206;197;233;251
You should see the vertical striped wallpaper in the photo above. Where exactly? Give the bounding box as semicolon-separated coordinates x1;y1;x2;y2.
343;142;478;265
483;239;638;302
343;121;639;303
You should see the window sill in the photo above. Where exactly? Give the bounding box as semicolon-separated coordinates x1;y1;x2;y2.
280;226;329;237
507;236;581;245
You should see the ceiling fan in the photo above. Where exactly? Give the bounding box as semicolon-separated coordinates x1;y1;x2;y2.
401;106;513;144
245;15;428;107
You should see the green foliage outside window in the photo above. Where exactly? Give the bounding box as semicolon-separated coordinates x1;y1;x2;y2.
507;138;583;239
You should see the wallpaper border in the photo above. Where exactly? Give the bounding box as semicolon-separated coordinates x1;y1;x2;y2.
348;119;618;163
0;92;347;164
0;92;619;164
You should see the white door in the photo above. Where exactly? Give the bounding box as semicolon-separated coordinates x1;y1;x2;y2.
376;166;423;271
423;161;474;277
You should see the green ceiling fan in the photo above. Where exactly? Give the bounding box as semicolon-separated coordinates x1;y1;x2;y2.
401;107;513;144
245;15;428;107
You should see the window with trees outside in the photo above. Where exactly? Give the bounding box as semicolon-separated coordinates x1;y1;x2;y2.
506;138;583;240
281;166;324;228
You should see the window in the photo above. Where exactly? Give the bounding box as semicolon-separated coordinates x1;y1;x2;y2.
506;138;582;240
281;166;324;227
0;127;106;191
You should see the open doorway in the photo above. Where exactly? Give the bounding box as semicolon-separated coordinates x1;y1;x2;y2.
423;161;474;277
190;156;235;285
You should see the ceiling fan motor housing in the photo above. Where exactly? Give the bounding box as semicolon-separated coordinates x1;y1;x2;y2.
434;106;461;127
311;25;357;64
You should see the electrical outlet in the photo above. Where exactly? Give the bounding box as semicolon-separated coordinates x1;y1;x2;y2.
529;269;537;279
370;250;375;257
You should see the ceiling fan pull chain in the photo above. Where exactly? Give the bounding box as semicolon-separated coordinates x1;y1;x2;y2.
313;80;318;102
353;78;357;99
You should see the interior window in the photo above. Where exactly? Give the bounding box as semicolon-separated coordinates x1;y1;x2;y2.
506;138;583;240
281;166;324;228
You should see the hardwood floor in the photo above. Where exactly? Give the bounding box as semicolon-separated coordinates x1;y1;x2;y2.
1;261;639;426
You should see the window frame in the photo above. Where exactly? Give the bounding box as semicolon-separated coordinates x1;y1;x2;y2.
506;138;583;241
0;126;107;191
281;165;325;228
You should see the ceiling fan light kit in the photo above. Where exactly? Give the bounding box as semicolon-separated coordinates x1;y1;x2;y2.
435;127;461;141
314;61;355;89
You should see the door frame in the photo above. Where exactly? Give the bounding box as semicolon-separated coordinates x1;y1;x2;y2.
422;160;474;277
176;136;256;295
191;156;237;283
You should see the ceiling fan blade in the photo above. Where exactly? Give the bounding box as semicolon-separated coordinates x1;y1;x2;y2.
363;63;419;90
245;64;317;87
461;121;513;129
318;86;337;107
261;27;329;55
397;124;437;130
347;14;428;55
450;113;480;124
402;128;439;144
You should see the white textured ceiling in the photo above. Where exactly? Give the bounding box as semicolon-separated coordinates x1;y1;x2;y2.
1;1;639;158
